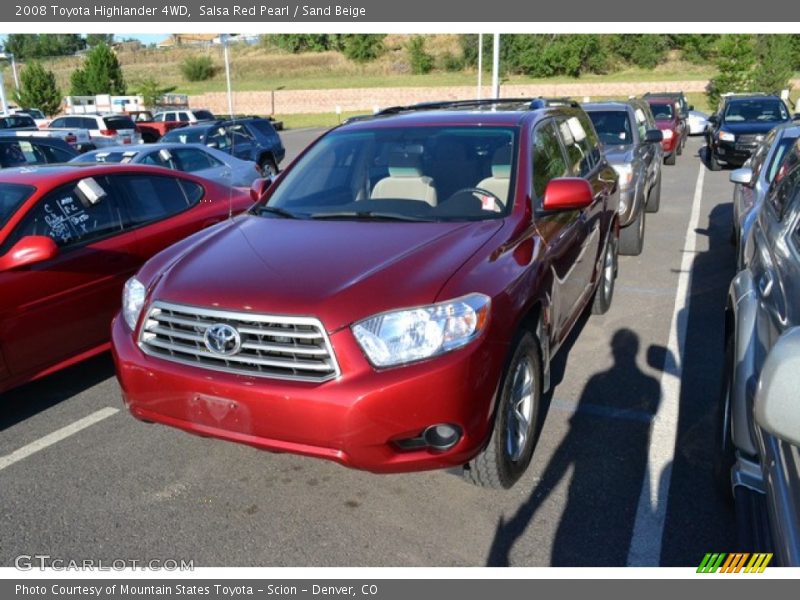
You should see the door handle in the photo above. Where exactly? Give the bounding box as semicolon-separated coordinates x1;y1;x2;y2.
759;271;774;297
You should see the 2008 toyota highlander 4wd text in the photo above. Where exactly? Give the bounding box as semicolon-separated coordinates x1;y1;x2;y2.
111;98;620;489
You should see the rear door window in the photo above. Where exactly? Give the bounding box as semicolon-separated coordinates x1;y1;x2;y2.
114;174;203;226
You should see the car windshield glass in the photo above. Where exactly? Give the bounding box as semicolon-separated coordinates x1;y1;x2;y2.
162;129;206;144
104;116;136;131
75;150;139;164
767;136;799;182
725;100;789;123
588;111;633;145
0;183;35;230
194;110;214;120
23;110;45;120
265;126;517;221
650;103;673;120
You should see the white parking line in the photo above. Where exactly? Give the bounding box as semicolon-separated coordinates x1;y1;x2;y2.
0;407;119;472
626;164;706;566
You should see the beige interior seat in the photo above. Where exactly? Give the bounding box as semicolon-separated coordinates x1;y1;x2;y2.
371;151;437;206
476;146;512;209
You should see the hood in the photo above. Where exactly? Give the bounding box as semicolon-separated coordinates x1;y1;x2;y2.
150;215;504;332
720;121;785;136
603;145;635;164
655;118;679;130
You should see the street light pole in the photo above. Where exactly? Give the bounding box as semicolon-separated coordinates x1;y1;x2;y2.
477;34;483;100
491;34;500;100
10;54;19;92
222;35;233;118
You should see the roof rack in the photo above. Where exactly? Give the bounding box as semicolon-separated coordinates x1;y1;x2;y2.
373;96;581;117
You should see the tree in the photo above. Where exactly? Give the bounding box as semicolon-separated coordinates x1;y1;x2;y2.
70;43;126;95
13;61;61;116
407;36;434;74
134;76;175;109
341;35;385;63
86;34;114;48
752;35;794;96
707;35;755;108
4;34;85;60
180;56;215;82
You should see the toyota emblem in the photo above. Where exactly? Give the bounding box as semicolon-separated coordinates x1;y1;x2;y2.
204;323;242;356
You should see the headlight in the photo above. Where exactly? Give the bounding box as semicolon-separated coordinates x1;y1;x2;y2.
618;197;628;215
612;163;634;189
661;129;674;140
352;293;491;368
122;277;146;330
719;131;735;142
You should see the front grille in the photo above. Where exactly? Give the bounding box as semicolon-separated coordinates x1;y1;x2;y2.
138;301;340;382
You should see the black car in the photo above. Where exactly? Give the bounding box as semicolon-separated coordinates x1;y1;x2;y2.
706;94;791;171
0;135;78;168
0;114;37;131
161;117;286;175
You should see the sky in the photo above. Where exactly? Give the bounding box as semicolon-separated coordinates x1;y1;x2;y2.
0;34;168;47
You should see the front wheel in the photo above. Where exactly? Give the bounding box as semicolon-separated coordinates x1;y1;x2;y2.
259;156;279;177
465;331;542;489
619;208;645;256
708;149;722;171
713;333;736;503
592;234;617;315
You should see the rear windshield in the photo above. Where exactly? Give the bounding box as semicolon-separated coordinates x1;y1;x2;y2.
103;116;136;131
587;111;633;145
248;120;277;138
0;183;36;229
649;103;674;120
194;110;215;120
265;126;517;221
724;100;789;123
0;115;35;129
162;129;206;144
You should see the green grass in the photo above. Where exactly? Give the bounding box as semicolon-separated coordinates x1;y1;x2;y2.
279;110;367;129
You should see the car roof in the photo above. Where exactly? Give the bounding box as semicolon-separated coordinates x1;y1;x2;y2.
0;163;193;187
725;94;783;103
582;101;632;112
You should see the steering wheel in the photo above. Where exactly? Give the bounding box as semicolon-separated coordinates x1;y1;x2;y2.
445;187;504;212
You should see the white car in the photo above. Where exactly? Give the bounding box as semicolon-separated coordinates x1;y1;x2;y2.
152;109;215;124
687;110;709;135
47;114;142;149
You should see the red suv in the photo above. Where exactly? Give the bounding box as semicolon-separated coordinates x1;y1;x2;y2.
112;99;621;489
646;98;686;166
0;164;252;394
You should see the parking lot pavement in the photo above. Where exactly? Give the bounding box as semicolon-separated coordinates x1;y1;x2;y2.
0;137;737;567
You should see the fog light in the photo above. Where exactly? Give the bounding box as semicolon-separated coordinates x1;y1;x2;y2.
423;424;462;450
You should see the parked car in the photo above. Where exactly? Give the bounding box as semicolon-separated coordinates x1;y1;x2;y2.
0;164;254;394
720;139;800;563
111;97;620;490
584;100;663;255
12;107;49;129
0;114;37;131
706;94;791;171
127;110;189;144
0;135;77;168
729;122;800;268
152;109;216;124
72;143;262;188
643;91;691;121
47;114;143;149
687;110;710;136
161;118;285;175
645;98;686;165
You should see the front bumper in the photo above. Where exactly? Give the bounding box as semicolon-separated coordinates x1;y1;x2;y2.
111;314;507;473
712;139;757;166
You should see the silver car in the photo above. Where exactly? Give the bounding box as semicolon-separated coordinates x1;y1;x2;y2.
729;122;800;269
71;142;262;188
720;138;800;564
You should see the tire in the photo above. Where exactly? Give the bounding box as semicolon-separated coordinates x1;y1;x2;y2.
259;155;279;177
646;173;661;213
465;330;542;489
619;208;645;256
664;151;676;166
592;234;617;315
713;333;736;504
708;149;722;171
676;139;683;156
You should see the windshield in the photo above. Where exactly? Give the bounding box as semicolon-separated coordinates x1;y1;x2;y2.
104;116;136;131
649;103;674;120
588;111;633;145
162;129;206;144
194;110;215;120
23;109;45;120
265;126;517;221
74;149;140;164
0;183;36;230
724;100;789;123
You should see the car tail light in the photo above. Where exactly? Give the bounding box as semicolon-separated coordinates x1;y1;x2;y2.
65;134;77;145
99;129;113;136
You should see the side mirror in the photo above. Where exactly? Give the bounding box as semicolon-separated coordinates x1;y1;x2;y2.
730;167;754;186
542;178;594;211
754;327;800;447
644;129;664;144
0;236;59;270
708;115;719;125
250;177;274;202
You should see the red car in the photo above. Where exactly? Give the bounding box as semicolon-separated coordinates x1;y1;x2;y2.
0;164;253;394
646;98;685;166
112;99;620;489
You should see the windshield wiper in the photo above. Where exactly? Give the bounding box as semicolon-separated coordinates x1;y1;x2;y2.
254;205;302;219
307;211;435;222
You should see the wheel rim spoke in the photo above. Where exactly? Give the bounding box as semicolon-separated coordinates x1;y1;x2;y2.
506;358;535;462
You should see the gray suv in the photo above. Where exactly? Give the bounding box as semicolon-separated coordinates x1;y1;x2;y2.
720;137;800;564
584;100;663;256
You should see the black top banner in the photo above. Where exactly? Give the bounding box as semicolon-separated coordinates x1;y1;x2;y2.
3;0;800;22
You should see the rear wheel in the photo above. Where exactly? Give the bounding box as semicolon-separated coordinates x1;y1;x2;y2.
619;208;645;256
665;151;676;166
465;331;542;489
592;234;617;315
713;333;736;504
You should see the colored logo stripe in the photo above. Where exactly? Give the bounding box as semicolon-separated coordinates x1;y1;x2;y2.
697;553;773;573
744;553;773;573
